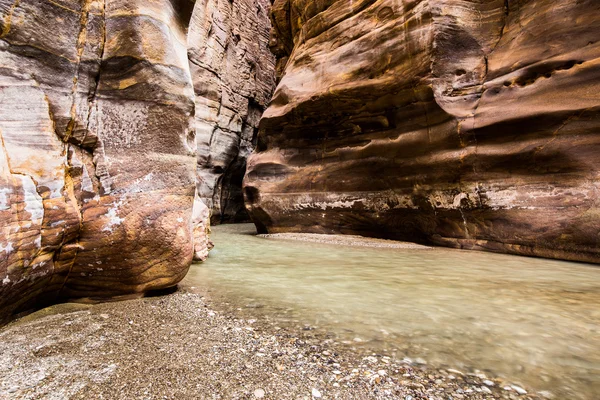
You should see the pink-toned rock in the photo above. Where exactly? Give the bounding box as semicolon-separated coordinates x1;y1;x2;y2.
245;0;600;263
0;0;199;322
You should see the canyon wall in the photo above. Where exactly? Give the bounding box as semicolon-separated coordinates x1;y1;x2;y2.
245;0;600;263
190;0;275;224
0;0;203;323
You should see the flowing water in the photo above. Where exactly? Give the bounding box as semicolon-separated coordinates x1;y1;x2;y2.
184;224;600;399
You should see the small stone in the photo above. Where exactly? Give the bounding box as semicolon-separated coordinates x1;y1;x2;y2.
481;386;492;394
254;389;265;398
511;385;527;395
447;369;463;375
311;388;322;398
332;382;340;388
538;391;555;399
405;396;413;400
483;380;495;387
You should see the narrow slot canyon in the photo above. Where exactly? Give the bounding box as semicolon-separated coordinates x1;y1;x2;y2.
1;1;599;399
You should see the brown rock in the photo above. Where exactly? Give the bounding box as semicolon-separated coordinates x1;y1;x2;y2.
245;0;600;263
0;0;199;322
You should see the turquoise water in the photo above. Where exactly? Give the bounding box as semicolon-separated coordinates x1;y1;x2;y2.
184;224;600;399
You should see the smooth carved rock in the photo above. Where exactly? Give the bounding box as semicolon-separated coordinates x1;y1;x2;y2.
0;0;200;323
190;0;275;224
192;193;213;262
245;0;600;263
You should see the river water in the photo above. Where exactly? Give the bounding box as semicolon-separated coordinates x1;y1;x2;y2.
183;223;600;399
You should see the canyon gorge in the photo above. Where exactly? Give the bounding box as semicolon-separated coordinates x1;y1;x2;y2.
0;0;275;323
1;0;600;325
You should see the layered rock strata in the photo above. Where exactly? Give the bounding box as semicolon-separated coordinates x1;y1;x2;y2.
0;0;201;322
245;0;600;263
189;0;275;224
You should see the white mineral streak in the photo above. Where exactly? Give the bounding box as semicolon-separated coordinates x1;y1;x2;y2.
102;201;125;232
0;242;14;255
281;183;595;214
0;188;11;211
18;175;44;223
192;194;211;261
295;199;365;211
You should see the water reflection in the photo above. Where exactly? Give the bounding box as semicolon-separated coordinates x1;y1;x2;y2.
184;224;600;399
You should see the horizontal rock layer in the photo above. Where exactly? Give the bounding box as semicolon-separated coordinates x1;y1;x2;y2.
245;0;600;263
0;0;201;322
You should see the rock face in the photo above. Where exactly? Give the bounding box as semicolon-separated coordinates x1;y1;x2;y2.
189;0;275;224
245;0;600;263
0;0;202;322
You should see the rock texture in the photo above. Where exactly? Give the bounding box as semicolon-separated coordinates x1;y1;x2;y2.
189;0;275;224
245;0;600;263
0;0;201;323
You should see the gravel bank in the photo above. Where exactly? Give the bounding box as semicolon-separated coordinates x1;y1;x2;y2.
257;233;432;249
0;290;543;400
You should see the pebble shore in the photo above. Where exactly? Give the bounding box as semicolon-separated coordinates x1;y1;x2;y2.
257;233;433;249
0;289;547;400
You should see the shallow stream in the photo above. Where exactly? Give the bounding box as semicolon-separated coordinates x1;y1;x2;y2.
184;224;600;399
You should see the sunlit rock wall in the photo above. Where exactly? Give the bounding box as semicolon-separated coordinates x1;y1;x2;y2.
189;0;275;224
245;0;600;263
0;0;199;322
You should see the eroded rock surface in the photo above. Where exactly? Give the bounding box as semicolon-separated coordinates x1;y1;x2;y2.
0;0;200;322
189;0;275;224
245;0;600;263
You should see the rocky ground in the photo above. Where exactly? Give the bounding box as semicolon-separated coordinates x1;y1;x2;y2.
0;288;548;400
